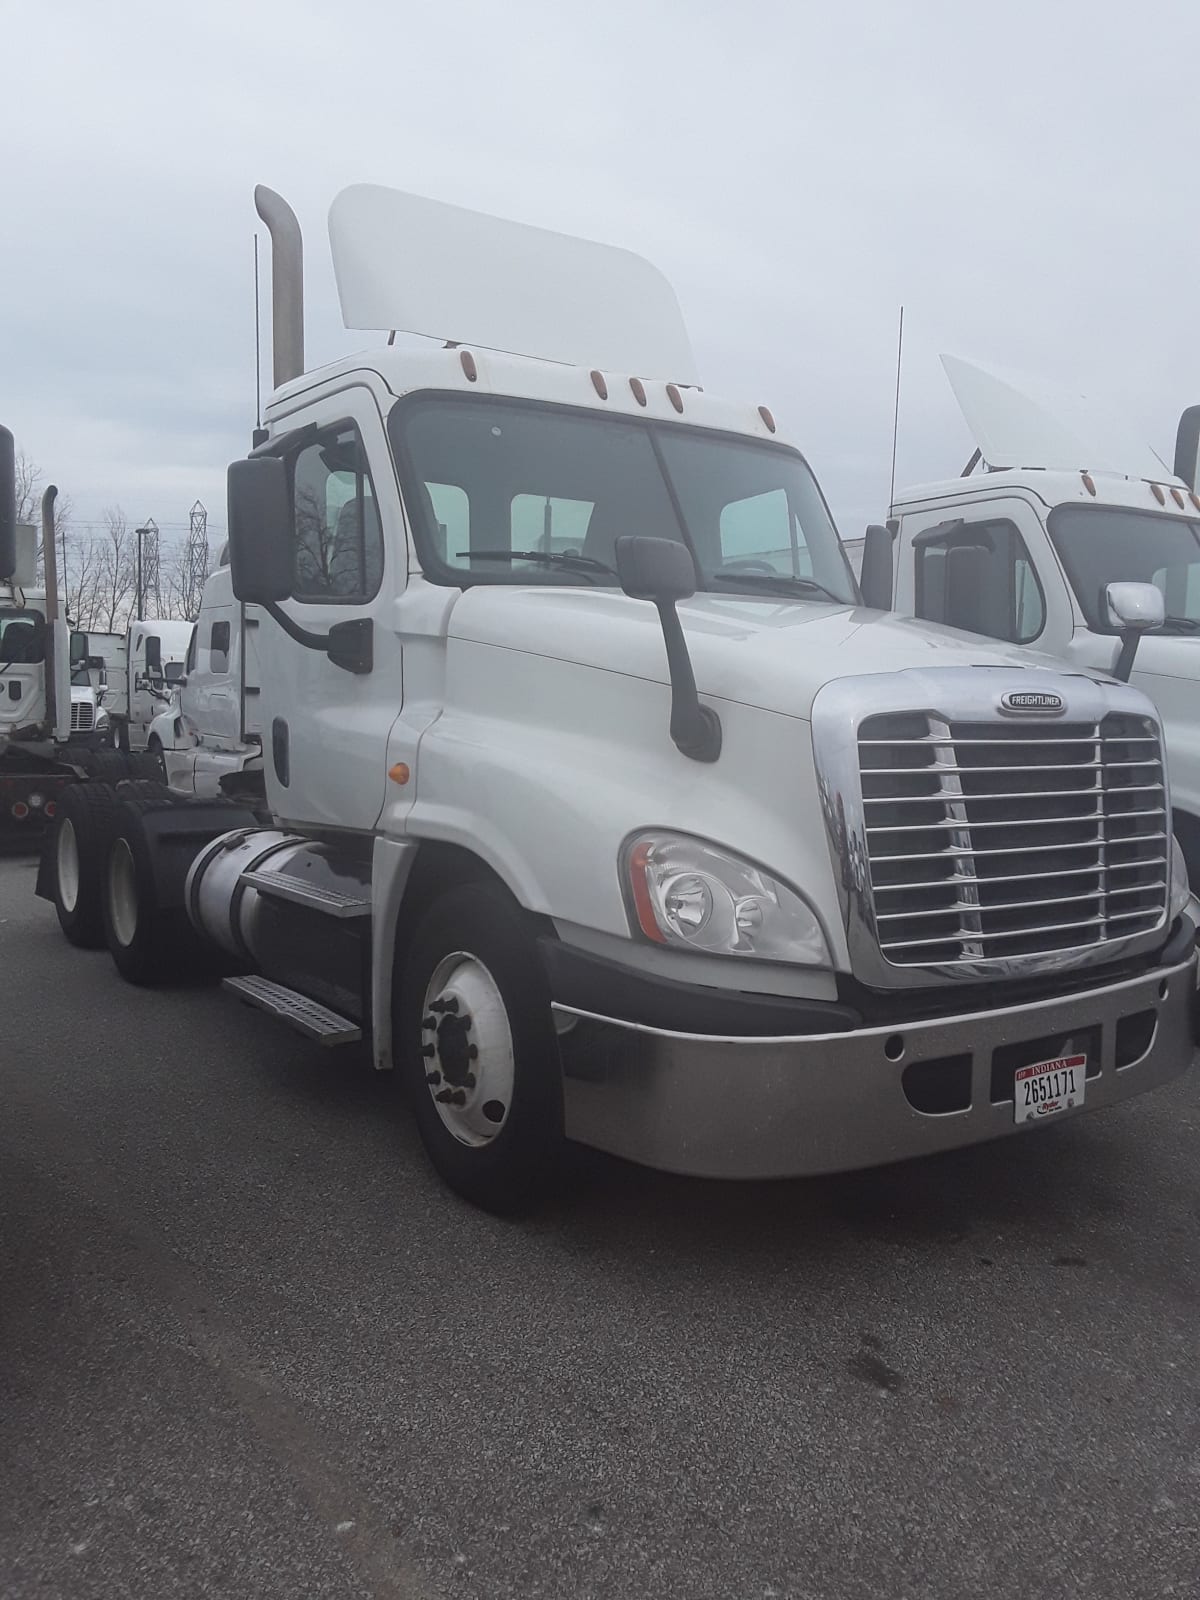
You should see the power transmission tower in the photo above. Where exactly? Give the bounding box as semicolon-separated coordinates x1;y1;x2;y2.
136;517;160;621
185;501;210;619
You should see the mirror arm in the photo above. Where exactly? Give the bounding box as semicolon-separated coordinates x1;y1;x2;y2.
656;600;722;763
262;602;373;675
262;600;328;652
1113;632;1140;683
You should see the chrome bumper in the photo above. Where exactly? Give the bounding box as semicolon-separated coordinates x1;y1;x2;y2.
555;953;1198;1179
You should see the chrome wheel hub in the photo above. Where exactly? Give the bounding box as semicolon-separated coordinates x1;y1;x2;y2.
420;952;514;1147
57;818;80;913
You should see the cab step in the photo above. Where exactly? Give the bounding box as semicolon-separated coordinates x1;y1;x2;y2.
238;868;371;918
222;974;362;1045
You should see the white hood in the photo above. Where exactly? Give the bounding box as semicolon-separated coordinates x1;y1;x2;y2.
449;587;1098;720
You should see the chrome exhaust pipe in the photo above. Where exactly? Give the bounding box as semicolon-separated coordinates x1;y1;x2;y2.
254;185;305;388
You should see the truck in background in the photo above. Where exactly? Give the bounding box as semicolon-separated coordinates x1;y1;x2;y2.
31;187;1198;1210
861;356;1200;897
97;617;194;752
0;432;161;833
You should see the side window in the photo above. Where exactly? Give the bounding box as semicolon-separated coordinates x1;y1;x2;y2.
185;625;198;675
718;488;812;576
209;620;231;674
291;423;383;601
914;519;1045;645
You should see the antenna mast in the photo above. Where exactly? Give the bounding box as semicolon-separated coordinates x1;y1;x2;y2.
887;306;904;519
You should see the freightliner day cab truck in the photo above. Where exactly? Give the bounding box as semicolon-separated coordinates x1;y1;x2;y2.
861;357;1200;900
28;186;1199;1210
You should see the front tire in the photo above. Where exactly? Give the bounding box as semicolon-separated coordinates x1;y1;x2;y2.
396;883;564;1213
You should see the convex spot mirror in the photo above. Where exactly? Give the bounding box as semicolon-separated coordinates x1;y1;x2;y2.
228;456;292;605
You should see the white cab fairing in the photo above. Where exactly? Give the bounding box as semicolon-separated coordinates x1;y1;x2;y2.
328;185;698;384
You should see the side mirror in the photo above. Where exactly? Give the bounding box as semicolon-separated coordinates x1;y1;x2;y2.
1105;581;1164;681
615;536;720;763
859;524;894;609
228;456;292;604
615;534;696;603
0;425;16;582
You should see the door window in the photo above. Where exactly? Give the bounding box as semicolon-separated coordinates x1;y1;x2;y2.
914;518;1045;645
291;423;384;601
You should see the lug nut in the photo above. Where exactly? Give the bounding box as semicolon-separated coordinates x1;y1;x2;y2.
426;1071;442;1087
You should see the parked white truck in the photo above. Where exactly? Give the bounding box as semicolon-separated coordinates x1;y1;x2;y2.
95;617;194;752
861;357;1200;896
0;455;132;833
32;188;1198;1209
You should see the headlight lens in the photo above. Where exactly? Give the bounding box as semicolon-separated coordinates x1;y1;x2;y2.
623;831;830;965
1169;834;1191;921
95;709;109;730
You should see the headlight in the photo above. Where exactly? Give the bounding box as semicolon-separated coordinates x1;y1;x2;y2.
95;708;109;730
622;831;830;965
1170;834;1191;921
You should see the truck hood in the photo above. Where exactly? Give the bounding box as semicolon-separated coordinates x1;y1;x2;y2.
448;588;1094;719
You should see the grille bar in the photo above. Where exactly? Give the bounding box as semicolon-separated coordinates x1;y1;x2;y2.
857;711;1168;966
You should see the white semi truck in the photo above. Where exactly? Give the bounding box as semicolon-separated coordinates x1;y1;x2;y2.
31;187;1198;1210
95;617;194;752
0;452;138;833
861;357;1200;897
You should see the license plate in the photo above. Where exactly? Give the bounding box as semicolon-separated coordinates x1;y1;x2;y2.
1013;1053;1086;1125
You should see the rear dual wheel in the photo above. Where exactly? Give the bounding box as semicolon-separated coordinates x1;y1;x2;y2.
50;782;120;946
100;797;206;985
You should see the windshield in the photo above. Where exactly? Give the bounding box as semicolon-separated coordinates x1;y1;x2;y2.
1048;505;1200;633
390;396;858;603
0;607;45;664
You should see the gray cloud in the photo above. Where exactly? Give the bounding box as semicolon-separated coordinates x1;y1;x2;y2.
5;0;1197;549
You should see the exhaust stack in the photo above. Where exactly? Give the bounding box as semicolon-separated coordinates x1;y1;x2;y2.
254;186;305;388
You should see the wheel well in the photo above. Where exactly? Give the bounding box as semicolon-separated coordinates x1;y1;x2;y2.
393;843;552;968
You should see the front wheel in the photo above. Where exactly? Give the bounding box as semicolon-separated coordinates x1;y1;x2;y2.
396;883;564;1212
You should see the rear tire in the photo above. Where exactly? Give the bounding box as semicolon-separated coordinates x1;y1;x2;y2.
127;750;166;782
47;782;120;947
81;748;129;784
395;882;564;1213
100;799;205;985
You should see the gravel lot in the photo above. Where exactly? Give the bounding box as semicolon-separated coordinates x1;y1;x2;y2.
2;850;1198;1599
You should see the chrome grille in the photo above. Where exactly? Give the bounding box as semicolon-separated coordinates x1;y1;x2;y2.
858;712;1168;966
70;701;94;732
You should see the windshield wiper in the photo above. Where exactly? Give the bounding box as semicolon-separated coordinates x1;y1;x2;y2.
1157;614;1200;634
457;549;616;578
710;570;846;604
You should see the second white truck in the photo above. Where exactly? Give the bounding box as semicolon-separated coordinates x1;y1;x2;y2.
863;356;1200;896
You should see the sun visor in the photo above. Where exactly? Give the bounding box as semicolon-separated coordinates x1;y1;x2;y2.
942;354;1169;481
328;184;698;384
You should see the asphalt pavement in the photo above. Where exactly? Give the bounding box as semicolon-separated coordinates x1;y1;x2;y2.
2;849;1198;1600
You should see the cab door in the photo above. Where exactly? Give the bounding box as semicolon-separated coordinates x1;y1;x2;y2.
895;496;1073;655
257;386;403;833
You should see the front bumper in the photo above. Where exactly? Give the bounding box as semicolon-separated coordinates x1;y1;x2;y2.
555;950;1198;1178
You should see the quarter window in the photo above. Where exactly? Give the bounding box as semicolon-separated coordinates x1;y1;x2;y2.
291;424;383;601
209;620;231;674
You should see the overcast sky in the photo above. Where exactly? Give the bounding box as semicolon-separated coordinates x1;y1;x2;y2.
4;0;1199;555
